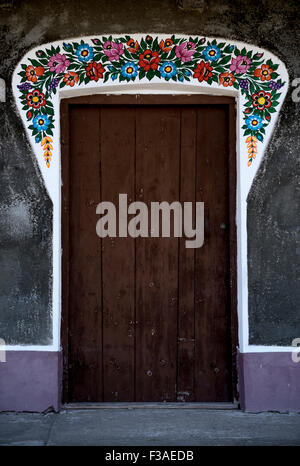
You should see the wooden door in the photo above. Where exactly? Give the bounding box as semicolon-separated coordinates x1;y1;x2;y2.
61;95;237;403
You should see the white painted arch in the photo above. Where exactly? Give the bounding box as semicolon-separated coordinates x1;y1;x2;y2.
9;34;290;354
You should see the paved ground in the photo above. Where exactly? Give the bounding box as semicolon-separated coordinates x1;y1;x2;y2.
0;408;300;446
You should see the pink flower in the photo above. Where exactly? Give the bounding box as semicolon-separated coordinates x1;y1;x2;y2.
103;41;124;61
175;41;196;62
47;53;70;73
229;55;251;74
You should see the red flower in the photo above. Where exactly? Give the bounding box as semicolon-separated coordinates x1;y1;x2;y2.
63;71;79;87
26;89;46;109
138;50;160;71
193;61;213;82
219;71;235;87
86;62;105;82
254;64;273;82
127;38;139;54
159;38;173;53
146;35;153;43
252;90;272;111
25;65;45;83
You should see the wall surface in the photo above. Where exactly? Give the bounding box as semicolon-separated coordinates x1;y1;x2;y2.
0;0;299;411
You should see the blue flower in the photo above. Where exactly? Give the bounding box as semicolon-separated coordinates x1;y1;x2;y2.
121;62;138;79
33;114;50;131
246;115;263;131
203;45;221;62
76;43;94;62
159;62;177;79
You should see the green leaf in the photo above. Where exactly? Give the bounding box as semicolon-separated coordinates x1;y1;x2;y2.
39;58;49;66
139;69;146;80
103;72;110;83
93;53;103;62
223;44;232;53
29;59;42;67
152;37;159;51
213;66;227;73
45;106;54;115
168;47;176;60
124;48;132;60
146;69;154;81
218;55;232;65
68;63;79;70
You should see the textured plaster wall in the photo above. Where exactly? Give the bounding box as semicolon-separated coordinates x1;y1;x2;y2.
0;0;299;346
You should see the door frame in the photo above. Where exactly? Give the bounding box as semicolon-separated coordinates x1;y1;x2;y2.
60;94;238;404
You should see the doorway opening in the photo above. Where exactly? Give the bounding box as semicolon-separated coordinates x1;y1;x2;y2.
61;94;238;404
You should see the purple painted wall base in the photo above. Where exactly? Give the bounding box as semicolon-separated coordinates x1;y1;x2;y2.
0;351;61;412
238;352;300;413
1;350;300;412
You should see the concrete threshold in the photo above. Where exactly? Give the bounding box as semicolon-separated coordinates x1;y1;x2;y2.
63;402;239;410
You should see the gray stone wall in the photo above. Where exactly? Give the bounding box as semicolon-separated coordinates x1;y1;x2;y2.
0;0;299;346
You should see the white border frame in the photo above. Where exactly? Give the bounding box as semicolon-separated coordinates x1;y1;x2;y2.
7;34;290;354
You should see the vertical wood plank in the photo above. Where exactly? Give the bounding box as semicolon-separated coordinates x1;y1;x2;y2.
100;106;135;401
177;107;197;402
135;106;180;401
194;105;232;402
68;105;102;402
61;101;70;403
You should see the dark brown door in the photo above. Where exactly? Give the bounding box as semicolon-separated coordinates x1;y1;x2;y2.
62;96;237;403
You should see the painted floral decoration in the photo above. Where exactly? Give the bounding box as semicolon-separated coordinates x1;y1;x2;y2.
17;36;285;167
